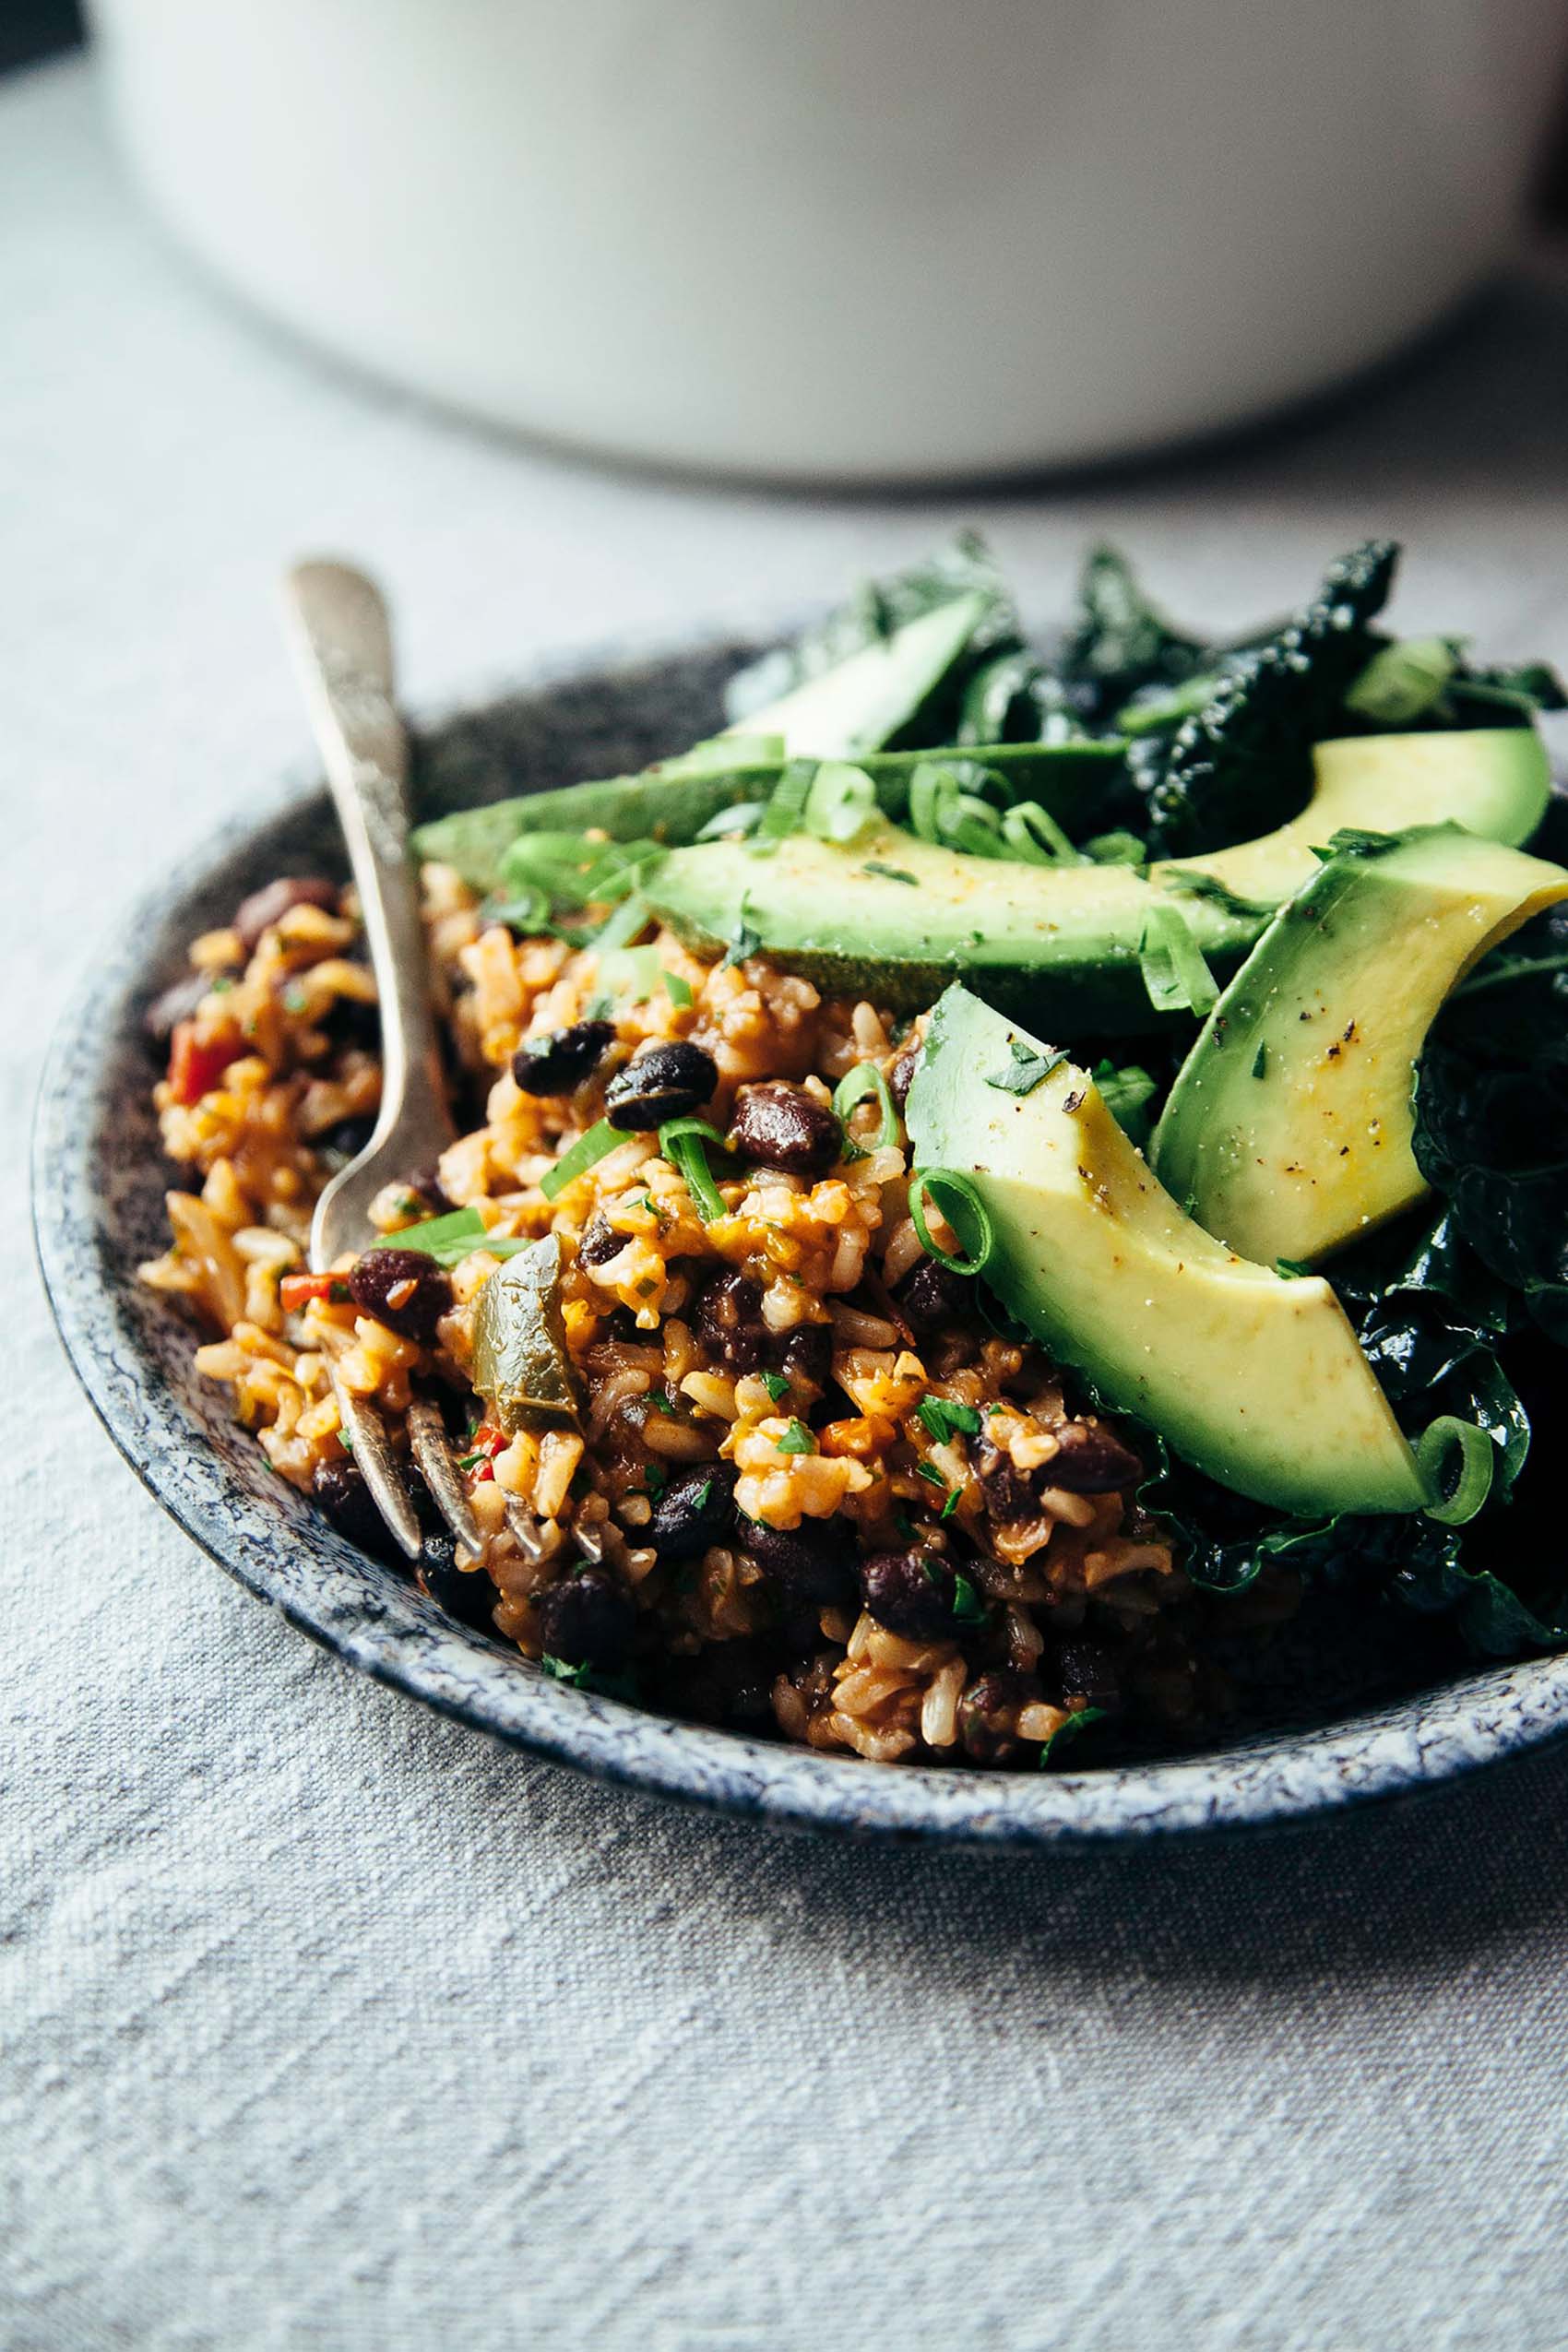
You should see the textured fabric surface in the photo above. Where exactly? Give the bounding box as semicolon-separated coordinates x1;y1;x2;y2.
8;56;1568;2352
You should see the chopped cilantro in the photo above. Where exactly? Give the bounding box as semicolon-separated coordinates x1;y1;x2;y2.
940;1487;964;1524
916;1396;983;1443
761;1370;791;1404
647;1387;678;1416
984;1039;1068;1098
775;1419;815;1455
915;1461;948;1490
861;861;920;886
1276;1258;1313;1280
1039;1705;1107;1765
1252;1043;1268;1079
720;909;761;969
691;1478;713;1511
950;1570;987;1621
663;970;694;1008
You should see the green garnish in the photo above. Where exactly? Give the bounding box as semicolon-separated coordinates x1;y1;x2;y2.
1138;900;1219;1017
1253;1043;1268;1079
647;1388;678;1417
861;861;920;885
663;970;694;1007
803;760;879;845
659;1116;731;1224
1039;1705;1107;1766
908;1170;993;1277
940;1488;964;1524
751;761;816;854
917;1396;983;1443
1418;1416;1496;1526
761;1370;791;1405
1275;1258;1313;1279
833;1063;898;1151
999;801;1086;866
540;1119;623;1202
363;1206;539;1267
915;1462;947;1490
984;1039;1067;1098
690;1478;713;1510
950;1569;986;1619
720;910;761;969
776;1419;815;1455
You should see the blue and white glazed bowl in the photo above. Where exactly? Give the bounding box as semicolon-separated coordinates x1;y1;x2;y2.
32;638;1568;1843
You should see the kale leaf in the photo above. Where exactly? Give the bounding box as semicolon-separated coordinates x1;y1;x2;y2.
1127;541;1399;858
1057;544;1209;727
1413;904;1568;1343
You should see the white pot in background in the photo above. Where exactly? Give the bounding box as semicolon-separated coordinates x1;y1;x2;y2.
91;0;1568;482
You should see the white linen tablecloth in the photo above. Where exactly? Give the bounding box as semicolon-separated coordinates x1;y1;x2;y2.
7;58;1568;2351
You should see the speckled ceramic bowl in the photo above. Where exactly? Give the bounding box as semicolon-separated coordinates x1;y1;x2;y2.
33;636;1568;1843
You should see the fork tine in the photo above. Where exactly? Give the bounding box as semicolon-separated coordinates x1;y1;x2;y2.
333;1380;423;1560
407;1396;484;1556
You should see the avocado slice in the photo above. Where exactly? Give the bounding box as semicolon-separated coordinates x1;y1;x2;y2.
907;985;1428;1516
720;590;992;758
1150;827;1568;1266
412;740;1123;895
644;728;1550;1028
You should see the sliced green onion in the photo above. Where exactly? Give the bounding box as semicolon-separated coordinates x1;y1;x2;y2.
1083;830;1147;866
540;1118;624;1202
694;802;767;843
1138;900;1219;1017
833;1063;898;1151
501;833;664;912
1001;802;1086;865
1418;1416;1496;1526
591;892;651;955
658;1116;731;1224
1344;636;1456;727
908;1170;994;1277
751;760;817;854
803;760;878;844
599;943;663;1000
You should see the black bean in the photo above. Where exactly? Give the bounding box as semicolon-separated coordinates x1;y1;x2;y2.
1049;1637;1124;1714
740;1514;856;1613
316;1114;377;1166
977;1441;1039;1526
417;1531;499;1633
778;1322;832;1391
860;1549;965;1641
323;994;381;1052
695;1269;767;1372
533;1567;636;1669
1045;1420;1143;1494
313;1458;398;1560
577;1213;625;1269
143;968;226;1054
648;1464;737;1563
652;1635;785;1727
347;1246;452;1342
958;1669;1041;1765
233;875;339;953
887;1043;921;1111
897;1256;975;1339
604;1040;718;1130
728;1082;842;1174
511;1020;615;1097
408;1164;454;1217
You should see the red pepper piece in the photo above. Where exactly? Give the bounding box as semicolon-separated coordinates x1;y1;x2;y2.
280;1272;348;1315
168;1019;244;1106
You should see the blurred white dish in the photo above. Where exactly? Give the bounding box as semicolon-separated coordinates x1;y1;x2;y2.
91;0;1568;482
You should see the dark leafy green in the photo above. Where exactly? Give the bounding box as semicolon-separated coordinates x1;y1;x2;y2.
1125;541;1398;858
1057;544;1209;727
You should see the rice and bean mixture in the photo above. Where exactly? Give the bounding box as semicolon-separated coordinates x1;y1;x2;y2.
140;867;1237;1767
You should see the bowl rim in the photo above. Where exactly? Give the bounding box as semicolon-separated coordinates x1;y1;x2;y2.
32;639;1568;1846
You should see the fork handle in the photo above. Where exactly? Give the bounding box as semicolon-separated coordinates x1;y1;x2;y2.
280;561;452;1159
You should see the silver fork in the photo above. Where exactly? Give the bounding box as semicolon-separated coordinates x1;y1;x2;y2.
280;559;481;1562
